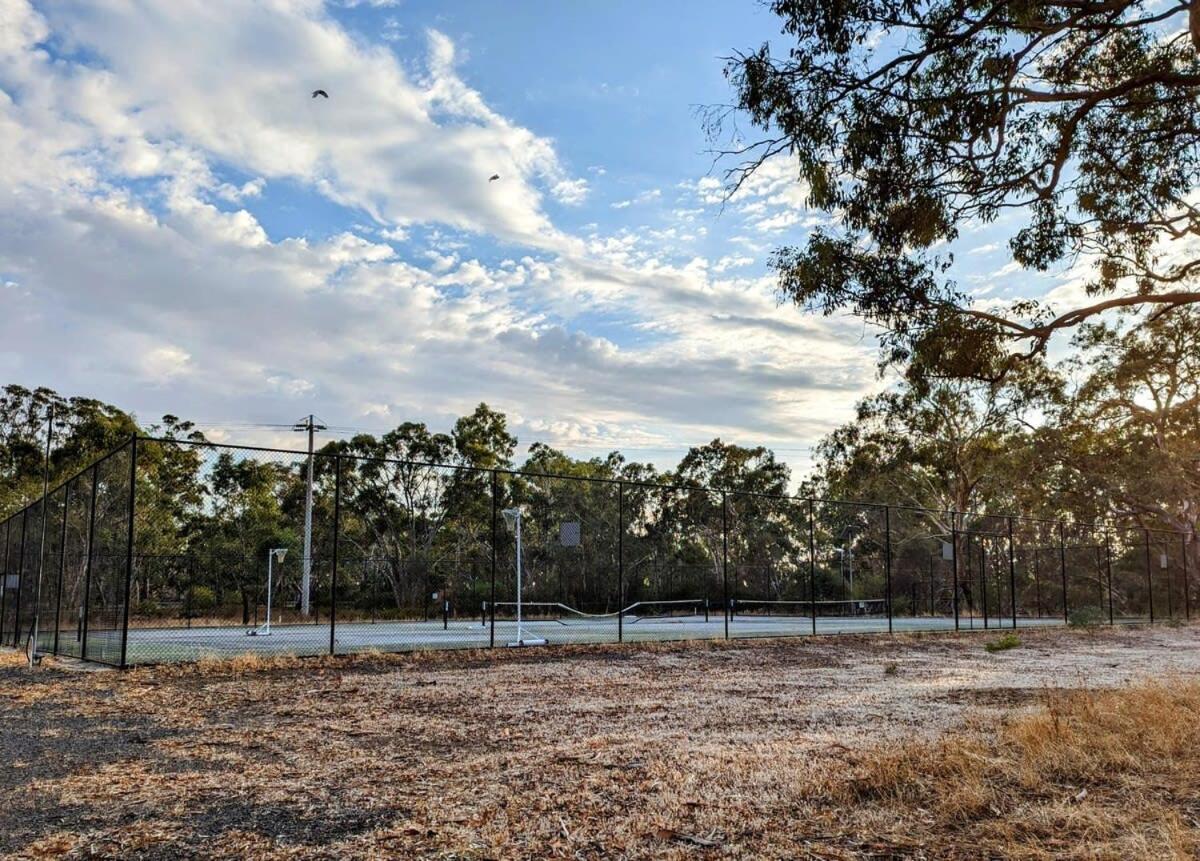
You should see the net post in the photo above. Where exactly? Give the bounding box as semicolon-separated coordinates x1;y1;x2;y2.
721;491;729;641
883;506;893;633
1105;528;1115;625
81;467;97;657
489;470;497;649
1058;521;1068;624
1007;516;1017;630
329;454;341;656
617;481;624;644
807;497;816;636
53;481;70;655
951;511;959;631
1143;527;1154;623
119;435;137;669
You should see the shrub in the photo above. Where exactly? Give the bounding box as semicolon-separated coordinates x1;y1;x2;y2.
185;585;217;614
1067;605;1106;630
985;632;1021;653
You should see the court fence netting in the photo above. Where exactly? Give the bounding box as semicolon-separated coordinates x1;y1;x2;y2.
0;435;1194;667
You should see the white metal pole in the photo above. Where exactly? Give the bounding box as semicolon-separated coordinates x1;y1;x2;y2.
264;549;274;636
515;513;523;643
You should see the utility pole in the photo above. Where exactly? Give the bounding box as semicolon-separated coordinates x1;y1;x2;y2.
293;415;326;617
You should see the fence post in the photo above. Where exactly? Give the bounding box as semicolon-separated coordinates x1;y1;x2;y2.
721;491;729;640
951;511;959;631
928;552;934;616
980;542;988;630
1007;517;1017;629
1143;528;1154;623
1058;521;1068;624
1105;529;1115;625
329;454;341;656
617;481;624;644
30;406;55;660
80;466;98;658
808;498;817;636
884;505;893;634
53;482;70;655
1165;537;1175;620
489;470;497;648
119;436;137;668
1183;532;1191;622
10;509;29;648
0;519;9;645
1033;548;1042;618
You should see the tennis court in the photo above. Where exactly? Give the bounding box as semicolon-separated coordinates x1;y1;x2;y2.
121;601;1066;663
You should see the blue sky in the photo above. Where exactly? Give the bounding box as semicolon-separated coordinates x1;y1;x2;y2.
0;0;1075;479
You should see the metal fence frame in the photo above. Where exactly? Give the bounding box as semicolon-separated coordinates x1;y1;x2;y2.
0;434;1193;667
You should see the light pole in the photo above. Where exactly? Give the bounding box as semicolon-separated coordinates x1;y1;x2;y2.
501;507;544;646
251;548;288;636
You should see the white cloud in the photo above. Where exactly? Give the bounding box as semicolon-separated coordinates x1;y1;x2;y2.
551;178;590;205
0;0;883;478
267;375;317;398
20;2;585;250
611;188;661;209
140;345;192;382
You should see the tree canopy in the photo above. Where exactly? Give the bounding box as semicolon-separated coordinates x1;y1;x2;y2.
719;0;1200;380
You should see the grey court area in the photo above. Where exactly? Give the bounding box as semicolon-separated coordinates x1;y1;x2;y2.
122;611;1067;664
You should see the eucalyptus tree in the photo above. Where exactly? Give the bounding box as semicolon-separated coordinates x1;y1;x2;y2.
1055;308;1200;545
719;1;1200;381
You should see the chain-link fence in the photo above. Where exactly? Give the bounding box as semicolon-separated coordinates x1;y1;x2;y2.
0;435;1193;666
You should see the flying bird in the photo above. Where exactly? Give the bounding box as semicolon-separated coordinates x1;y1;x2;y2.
312;89;329;99
488;174;500;182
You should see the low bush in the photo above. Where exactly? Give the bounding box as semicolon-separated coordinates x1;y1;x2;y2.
1068;605;1106;630
984;632;1021;653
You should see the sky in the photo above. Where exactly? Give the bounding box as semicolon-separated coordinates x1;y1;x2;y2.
0;0;1069;479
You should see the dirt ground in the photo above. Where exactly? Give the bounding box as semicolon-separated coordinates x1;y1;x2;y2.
1;624;1199;859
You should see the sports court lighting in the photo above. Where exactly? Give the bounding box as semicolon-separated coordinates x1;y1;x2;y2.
501;507;545;646
249;548;288;637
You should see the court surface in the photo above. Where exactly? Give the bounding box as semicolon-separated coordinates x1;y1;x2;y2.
122;612;1066;663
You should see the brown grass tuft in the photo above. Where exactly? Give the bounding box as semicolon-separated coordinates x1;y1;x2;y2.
832;680;1200;857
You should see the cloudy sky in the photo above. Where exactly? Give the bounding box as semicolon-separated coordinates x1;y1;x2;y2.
0;0;1061;477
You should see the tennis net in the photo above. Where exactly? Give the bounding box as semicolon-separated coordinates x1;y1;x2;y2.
731;598;888;619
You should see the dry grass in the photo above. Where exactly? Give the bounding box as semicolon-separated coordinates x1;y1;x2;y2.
1;626;1199;859
831;681;1200;858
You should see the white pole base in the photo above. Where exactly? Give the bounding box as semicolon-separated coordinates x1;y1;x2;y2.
506;638;547;647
